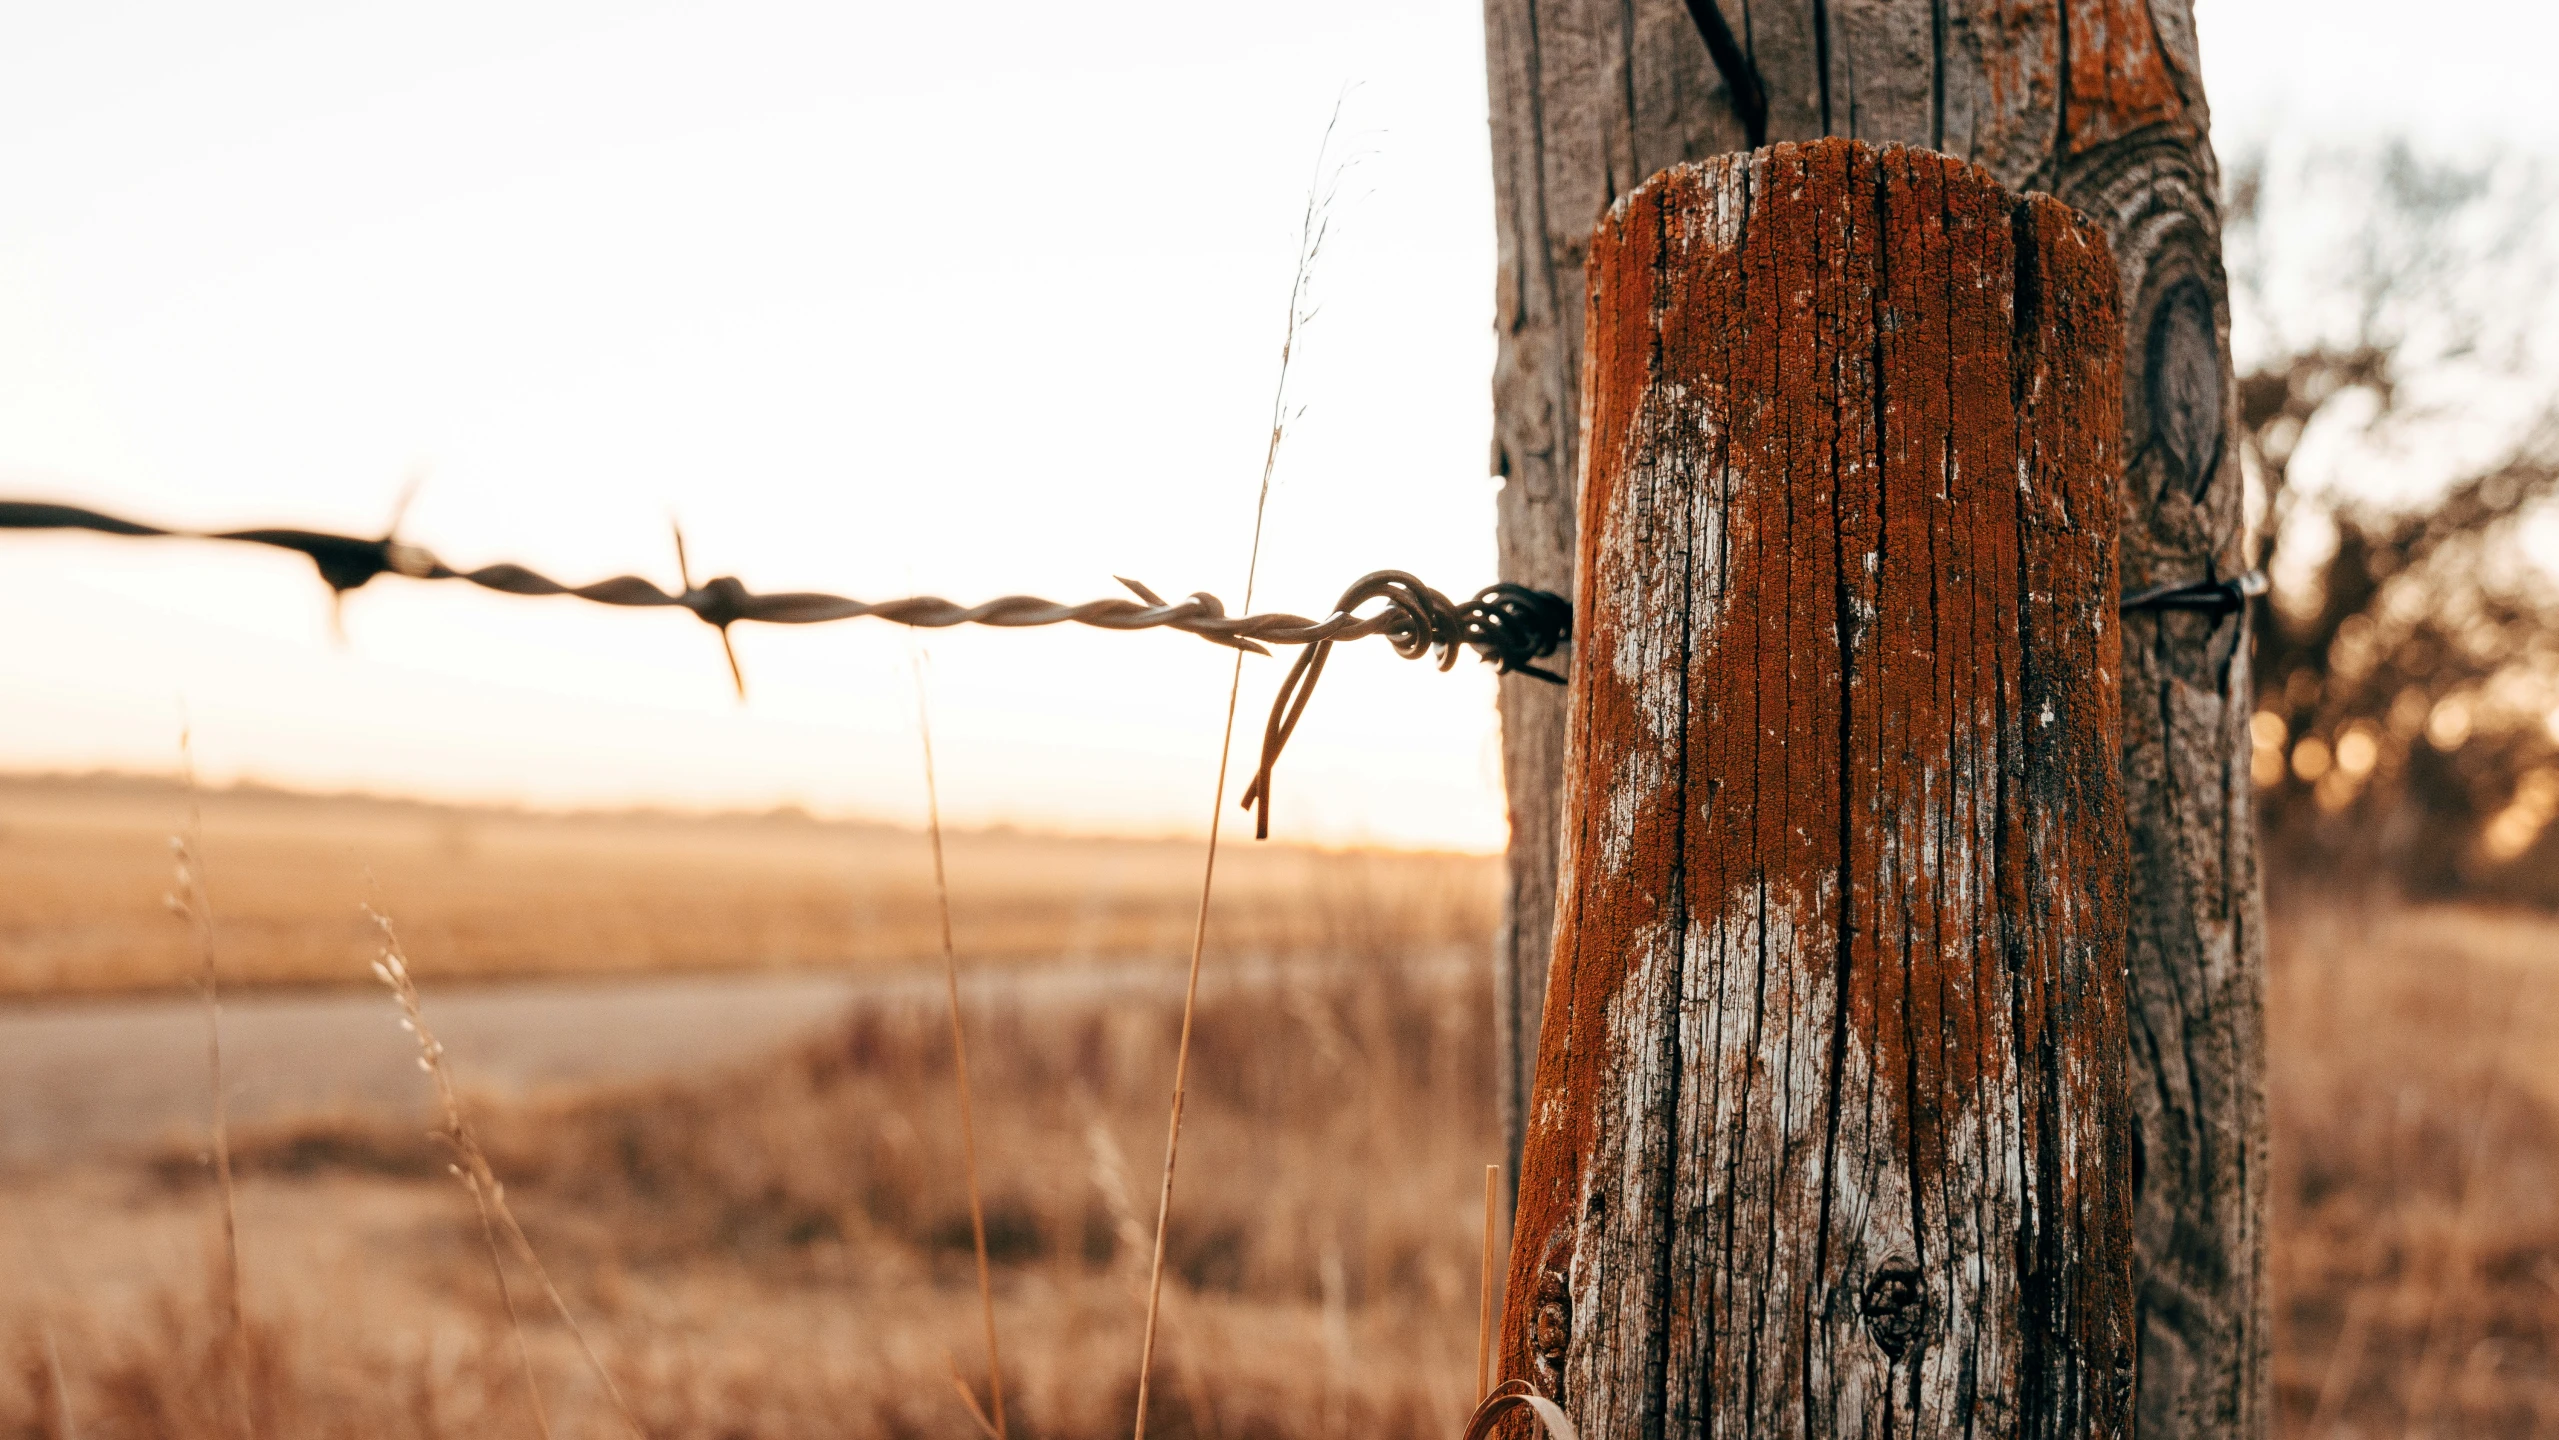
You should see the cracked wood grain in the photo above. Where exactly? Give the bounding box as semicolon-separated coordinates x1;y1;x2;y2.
1482;6;2263;1431
1498;139;2131;1439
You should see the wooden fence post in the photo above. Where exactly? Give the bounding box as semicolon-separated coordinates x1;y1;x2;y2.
1498;138;2133;1438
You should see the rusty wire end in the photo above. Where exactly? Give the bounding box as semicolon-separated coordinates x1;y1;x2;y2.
1238;572;1572;841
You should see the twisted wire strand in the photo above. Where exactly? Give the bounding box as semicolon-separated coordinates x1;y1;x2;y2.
0;499;1574;836
0;500;1564;653
5;496;2263;834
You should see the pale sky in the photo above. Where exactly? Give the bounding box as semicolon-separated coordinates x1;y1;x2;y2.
2;1;2551;850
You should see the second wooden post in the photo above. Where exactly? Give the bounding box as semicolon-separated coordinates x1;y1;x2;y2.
1500;138;2133;1438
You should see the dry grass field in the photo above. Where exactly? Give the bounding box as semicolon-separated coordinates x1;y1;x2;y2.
0;775;1496;996
3;777;2556;1437
2265;902;2559;1435
3;785;1504;1440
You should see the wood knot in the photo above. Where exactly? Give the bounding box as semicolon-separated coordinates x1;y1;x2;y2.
2144;277;2223;502
1530;1228;1574;1399
1858;1263;1928;1361
1532;1286;1570;1397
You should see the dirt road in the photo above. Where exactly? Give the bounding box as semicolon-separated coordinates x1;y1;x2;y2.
1;972;866;1166
0;963;1196;1167
0;955;1457;1167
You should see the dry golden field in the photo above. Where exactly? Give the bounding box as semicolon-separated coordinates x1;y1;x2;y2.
2;776;2556;1437
0;774;1497;996
2264;902;2559;1435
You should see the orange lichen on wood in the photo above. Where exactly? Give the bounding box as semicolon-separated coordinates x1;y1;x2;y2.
1502;137;2131;1439
2061;0;2189;152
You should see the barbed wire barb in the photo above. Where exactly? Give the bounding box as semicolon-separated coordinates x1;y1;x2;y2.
669;518;748;700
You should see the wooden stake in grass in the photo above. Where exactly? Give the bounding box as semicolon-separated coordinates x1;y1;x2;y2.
165;730;253;1440
910;643;1009;1440
1501;141;2133;1437
1130;103;1354;1440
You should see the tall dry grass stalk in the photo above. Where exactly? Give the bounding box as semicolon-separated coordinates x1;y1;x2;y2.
1131;98;1354;1440
165;734;252;1440
37;1324;76;1440
367;909;643;1439
1476;1165;1497;1403
368;911;549;1438
910;643;1009;1440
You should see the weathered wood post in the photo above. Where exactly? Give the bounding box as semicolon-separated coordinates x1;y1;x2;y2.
1498;138;2132;1437
1484;10;2267;1430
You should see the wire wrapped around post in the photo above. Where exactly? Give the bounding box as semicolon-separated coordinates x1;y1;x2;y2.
1238;572;1569;839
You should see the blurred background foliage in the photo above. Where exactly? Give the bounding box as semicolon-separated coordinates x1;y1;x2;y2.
2233;139;2559;904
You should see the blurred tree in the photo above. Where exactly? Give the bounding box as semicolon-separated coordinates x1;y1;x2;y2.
2232;141;2559;901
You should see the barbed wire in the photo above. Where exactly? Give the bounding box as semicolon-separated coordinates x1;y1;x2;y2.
0;498;1572;839
0;497;2268;835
